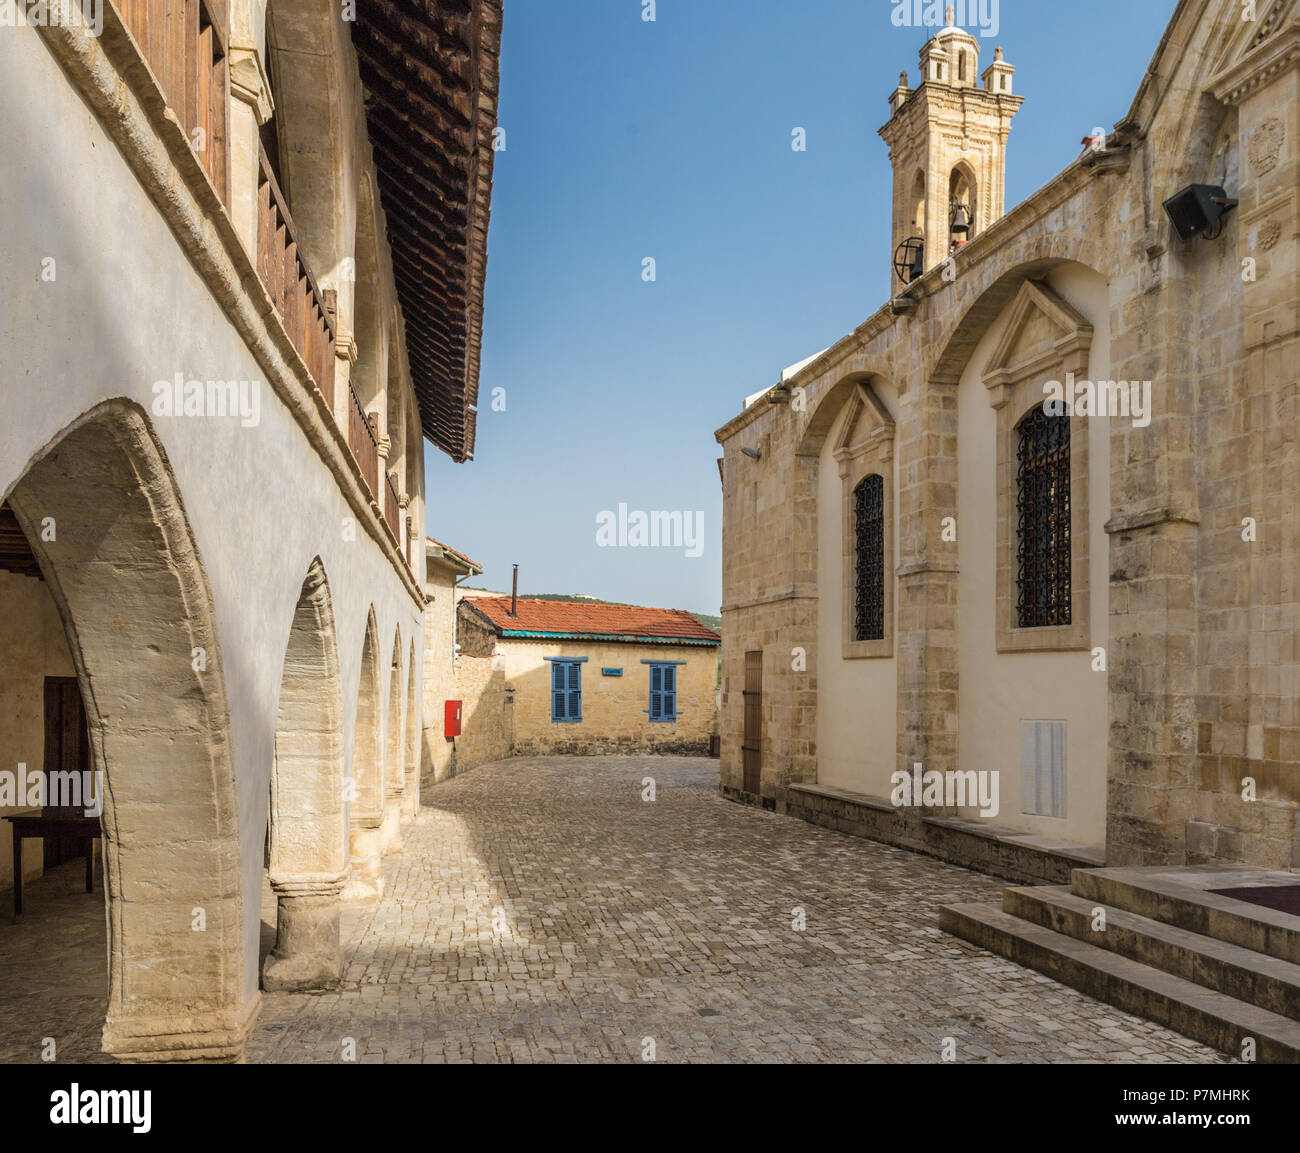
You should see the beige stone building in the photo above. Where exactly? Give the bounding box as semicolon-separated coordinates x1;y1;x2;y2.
0;0;500;1060
419;537;516;788
716;1;1299;876
453;597;721;757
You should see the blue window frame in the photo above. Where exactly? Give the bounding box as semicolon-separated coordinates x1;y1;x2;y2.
646;661;682;722
548;659;583;722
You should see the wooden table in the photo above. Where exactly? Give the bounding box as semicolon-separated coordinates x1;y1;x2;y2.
4;811;100;918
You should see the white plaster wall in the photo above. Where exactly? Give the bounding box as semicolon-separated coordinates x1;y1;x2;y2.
815;398;898;795
0;573;76;888
0;31;424;1002
956;262;1111;846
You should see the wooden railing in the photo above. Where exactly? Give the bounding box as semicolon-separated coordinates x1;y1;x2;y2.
117;0;230;203
348;383;379;498
257;143;337;409
384;474;400;537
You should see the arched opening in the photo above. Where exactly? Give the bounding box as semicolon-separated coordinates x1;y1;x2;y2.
343;608;384;901
910;170;927;240
949;164;978;247
402;638;419;816
1;401;245;1061
262;560;346;991
380;630;404;852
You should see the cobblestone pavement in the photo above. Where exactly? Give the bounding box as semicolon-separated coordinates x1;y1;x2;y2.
249;756;1223;1064
0;757;1228;1063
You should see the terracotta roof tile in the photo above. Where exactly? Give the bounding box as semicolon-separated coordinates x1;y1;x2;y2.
463;597;720;645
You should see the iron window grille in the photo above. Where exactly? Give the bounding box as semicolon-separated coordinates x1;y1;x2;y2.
1016;406;1071;628
854;474;885;642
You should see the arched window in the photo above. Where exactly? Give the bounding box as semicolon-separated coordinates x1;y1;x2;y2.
854;474;885;641
1016;407;1071;628
958;52;967;82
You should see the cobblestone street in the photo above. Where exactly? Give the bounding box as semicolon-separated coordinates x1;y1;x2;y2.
0;756;1229;1064
248;756;1223;1063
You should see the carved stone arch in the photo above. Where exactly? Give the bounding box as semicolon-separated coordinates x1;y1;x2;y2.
402;637;419;816
380;626;404;852
926;247;1108;388
344;606;384;901
263;557;346;992
4;399;247;1061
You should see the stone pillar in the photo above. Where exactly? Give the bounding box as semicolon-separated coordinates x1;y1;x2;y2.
380;795;403;853
227;44;273;259
1103;155;1203;866
894;377;960;827
263;875;345;992
343;819;384;901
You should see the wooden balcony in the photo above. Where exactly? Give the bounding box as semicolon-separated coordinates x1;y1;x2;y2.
117;0;230;204
384;473;400;539
256;144;337;410
347;382;379;499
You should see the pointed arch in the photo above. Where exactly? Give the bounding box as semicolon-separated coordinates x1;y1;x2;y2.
263;558;346;991
404;637;419;812
344;606;385;900
4;399;246;1061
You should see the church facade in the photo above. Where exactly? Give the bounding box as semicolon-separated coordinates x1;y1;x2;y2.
716;2;1299;875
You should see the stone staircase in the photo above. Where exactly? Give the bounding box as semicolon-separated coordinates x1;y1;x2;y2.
941;865;1300;1062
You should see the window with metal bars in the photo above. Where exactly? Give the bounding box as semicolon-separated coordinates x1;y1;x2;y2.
854;474;885;641
1016;406;1071;628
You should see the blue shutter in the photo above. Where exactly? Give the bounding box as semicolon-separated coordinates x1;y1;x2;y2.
567;661;582;721
662;664;676;720
551;661;567;721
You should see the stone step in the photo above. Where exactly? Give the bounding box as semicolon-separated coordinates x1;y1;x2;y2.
1004;885;1300;1020
940;901;1300;1063
1070;868;1300;965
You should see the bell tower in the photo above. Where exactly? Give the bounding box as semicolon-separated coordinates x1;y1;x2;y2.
879;6;1022;289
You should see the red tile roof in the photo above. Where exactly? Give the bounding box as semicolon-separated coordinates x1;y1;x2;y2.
462;597;720;645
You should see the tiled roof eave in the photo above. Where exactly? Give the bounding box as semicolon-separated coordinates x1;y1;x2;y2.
496;630;721;647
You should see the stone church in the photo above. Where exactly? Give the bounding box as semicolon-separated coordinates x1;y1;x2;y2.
716;0;1298;877
0;0;500;1060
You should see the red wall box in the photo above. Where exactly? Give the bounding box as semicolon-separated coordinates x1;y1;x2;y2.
444;699;463;739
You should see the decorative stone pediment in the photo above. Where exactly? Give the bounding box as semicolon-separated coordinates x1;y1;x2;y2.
981;280;1092;409
832;382;895;477
1207;0;1298;106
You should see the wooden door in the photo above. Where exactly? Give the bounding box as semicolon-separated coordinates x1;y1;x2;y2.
43;677;90;866
741;651;762;794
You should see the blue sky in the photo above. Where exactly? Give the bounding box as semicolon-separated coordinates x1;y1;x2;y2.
423;0;1174;615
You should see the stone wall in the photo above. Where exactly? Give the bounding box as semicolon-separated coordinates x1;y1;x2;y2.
506;639;718;757
715;0;1300;871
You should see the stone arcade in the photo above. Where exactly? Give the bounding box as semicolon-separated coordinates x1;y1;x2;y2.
0;0;500;1060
